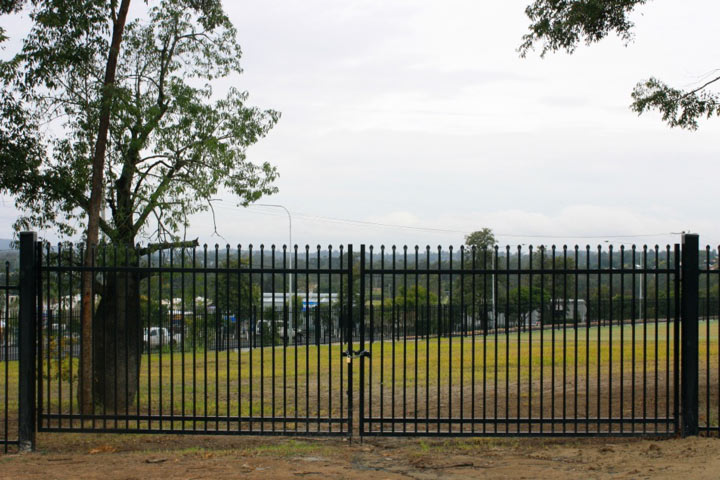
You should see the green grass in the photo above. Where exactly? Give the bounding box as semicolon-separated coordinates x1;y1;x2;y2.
4;319;719;431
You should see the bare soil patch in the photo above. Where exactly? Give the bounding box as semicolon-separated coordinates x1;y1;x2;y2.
1;433;719;479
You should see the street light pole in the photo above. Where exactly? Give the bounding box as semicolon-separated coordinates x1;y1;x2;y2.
254;203;293;320
635;263;643;316
257;203;292;289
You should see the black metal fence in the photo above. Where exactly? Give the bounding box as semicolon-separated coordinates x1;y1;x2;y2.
0;260;19;451
356;244;680;436
36;243;353;436
699;245;720;435
3;232;720;450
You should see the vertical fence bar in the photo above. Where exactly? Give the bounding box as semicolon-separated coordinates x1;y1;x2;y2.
716;245;720;437
527;246;532;434
45;244;52;429
448;246;454;434
3;261;10;451
413;247;418;435
271;246;276;433
358;245;366;436
380;246;386;434
681;233;699;436
368;246;374;434
493;246;498;433
402;246;408;434
346;245;354;438
504;245;510;434
36;242;43;431
704;246;710;434
282;246;287;434
471;247;477;434
673;244;681;434
19;231;38;452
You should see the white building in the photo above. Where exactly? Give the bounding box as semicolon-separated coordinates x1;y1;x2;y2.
552;299;588;324
261;292;339;311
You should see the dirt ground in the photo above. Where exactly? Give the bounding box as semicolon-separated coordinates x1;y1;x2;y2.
1;433;719;479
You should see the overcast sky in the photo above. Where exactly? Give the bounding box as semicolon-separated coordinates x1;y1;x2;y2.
2;0;720;249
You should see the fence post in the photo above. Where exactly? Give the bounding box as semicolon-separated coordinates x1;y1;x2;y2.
18;232;38;452
680;233;699;436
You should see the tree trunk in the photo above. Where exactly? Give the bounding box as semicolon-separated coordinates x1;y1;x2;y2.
79;0;132;415
92;270;142;412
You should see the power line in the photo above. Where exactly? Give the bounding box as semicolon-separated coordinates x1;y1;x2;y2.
295;212;468;234
0;197;684;243
214;202;677;240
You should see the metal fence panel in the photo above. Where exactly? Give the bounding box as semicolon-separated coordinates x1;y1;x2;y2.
358;244;680;436
0;259;19;451
699;244;720;435
37;243;352;436
17;237;711;440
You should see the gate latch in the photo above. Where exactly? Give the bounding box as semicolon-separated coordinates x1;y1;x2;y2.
342;349;370;363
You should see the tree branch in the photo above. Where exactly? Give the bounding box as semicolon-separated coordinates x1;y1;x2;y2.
67;188;118;241
682;74;720;99
131;156;174;203
131;157;185;234
110;0;118;23
137;238;199;257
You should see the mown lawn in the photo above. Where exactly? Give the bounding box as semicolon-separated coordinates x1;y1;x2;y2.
3;319;719;432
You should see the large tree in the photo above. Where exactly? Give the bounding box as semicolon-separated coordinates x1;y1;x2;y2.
452;228;497;328
0;0;279;411
520;0;719;130
465;228;496;253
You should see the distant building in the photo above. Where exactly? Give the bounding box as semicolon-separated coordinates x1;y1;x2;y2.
551;299;587;324
262;292;338;311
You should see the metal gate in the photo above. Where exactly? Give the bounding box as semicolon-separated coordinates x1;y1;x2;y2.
357;243;683;436
35;242;353;437
5;233;719;451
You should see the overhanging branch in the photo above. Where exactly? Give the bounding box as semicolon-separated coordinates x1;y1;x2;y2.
137;238;199;257
682;74;720;99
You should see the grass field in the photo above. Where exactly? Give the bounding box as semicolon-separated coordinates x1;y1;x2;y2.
2;319;719;435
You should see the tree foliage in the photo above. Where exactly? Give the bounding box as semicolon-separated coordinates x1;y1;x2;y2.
0;0;279;412
464;228;496;253
0;0;279;244
631;77;720;130
394;285;438;308
519;0;648;57
520;0;720;130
